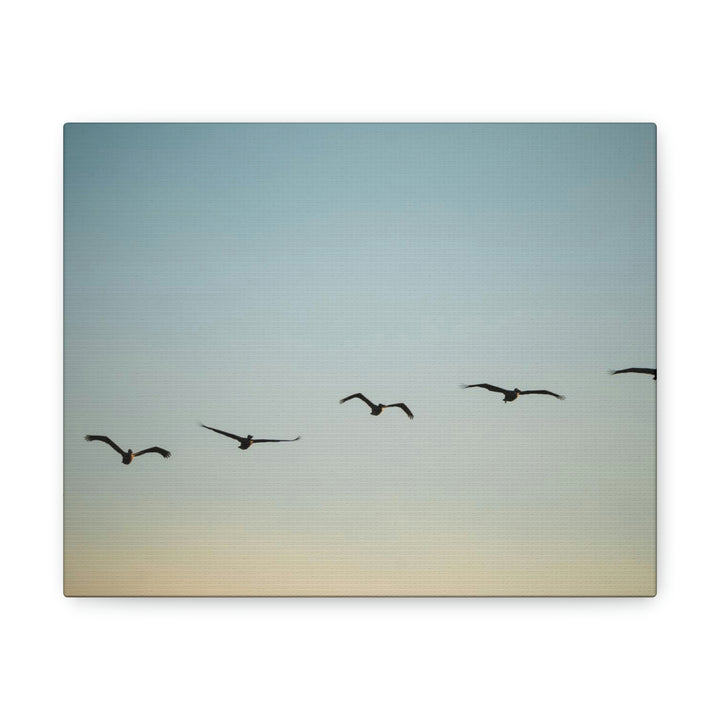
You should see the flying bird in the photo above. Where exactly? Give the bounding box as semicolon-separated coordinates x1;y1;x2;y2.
199;424;301;450
610;367;656;380
463;384;565;403
339;393;414;419
84;435;171;464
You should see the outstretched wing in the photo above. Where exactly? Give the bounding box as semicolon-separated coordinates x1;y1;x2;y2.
386;403;414;419
134;446;172;459
340;393;374;408
85;435;124;456
199;423;245;442
252;436;302;444
519;390;565;399
463;383;508;394
611;368;656;377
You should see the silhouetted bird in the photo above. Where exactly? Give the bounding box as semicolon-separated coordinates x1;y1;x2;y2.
339;393;414;419
84;435;171;464
610;368;656;380
200;424;301;450
463;384;565;403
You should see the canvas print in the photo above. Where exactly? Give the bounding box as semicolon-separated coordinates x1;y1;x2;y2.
64;123;656;596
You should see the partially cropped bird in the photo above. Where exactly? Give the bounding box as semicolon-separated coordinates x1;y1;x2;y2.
610;367;656;380
84;435;171;464
463;384;565;403
339;393;414;419
199;424;301;450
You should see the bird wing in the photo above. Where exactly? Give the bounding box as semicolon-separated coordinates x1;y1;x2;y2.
340;393;374;408
518;390;565;399
199;424;245;442
85;435;125;456
612;368;656;376
133;447;172;459
385;403;414;419
464;383;508;394
251;436;301;444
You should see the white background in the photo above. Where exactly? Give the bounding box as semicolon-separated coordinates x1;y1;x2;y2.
1;1;716;717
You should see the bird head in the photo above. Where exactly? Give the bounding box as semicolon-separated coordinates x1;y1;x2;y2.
247;435;253;440
127;449;133;454
513;388;520;394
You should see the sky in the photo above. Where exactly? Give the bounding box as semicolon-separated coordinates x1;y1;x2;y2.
64;123;656;595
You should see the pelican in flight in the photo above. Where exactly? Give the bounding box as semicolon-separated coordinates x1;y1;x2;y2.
84;435;171;464
463;384;565;403
339;393;414;419
610;367;656;380
200;424;301;450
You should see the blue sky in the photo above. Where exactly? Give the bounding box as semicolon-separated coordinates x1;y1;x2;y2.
64;123;655;595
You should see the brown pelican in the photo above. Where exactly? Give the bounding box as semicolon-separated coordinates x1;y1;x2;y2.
463;384;565;403
610;368;656;380
339;393;414;419
84;435;171;464
200;424;300;450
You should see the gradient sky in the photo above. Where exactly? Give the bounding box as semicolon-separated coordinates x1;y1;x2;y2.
64;123;656;595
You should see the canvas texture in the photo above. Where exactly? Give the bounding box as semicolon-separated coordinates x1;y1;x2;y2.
64;123;656;596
